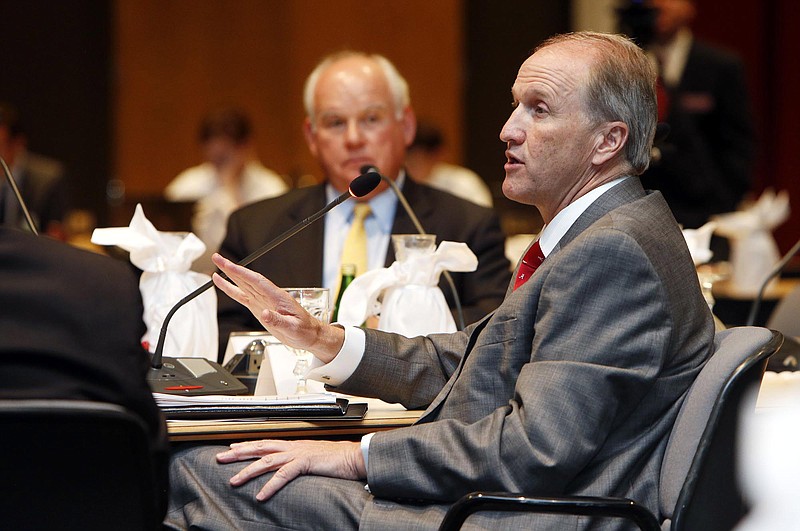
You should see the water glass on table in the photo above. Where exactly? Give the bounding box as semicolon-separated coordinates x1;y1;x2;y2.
284;288;331;394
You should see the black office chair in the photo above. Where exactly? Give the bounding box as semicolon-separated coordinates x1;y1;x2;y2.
0;400;161;531
438;327;783;531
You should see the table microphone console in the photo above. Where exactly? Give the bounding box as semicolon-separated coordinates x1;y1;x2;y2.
148;357;248;396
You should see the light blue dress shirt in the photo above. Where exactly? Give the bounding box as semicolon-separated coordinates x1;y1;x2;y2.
322;173;403;293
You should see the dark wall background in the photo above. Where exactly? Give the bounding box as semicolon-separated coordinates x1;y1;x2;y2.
0;0;111;222
464;0;570;235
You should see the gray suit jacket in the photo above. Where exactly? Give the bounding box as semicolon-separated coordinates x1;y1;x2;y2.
334;177;715;529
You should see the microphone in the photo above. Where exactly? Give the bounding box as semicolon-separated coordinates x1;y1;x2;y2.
746;236;800;326
1;155;39;235
147;169;381;393
360;165;466;330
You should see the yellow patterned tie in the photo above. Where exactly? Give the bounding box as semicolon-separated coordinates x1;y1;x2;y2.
340;202;372;277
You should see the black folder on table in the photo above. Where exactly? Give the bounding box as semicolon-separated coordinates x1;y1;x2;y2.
161;398;368;421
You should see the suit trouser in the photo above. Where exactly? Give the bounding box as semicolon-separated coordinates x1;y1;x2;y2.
165;445;369;531
165;446;602;530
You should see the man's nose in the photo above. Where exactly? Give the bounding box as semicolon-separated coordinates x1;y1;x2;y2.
499;120;517;144
344;120;365;146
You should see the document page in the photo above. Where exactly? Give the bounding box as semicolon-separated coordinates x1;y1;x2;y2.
153;392;337;408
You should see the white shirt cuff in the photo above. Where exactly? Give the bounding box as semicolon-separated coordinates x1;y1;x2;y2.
305;325;365;385
361;432;375;472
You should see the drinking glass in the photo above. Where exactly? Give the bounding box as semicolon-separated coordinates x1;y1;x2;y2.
696;262;730;312
391;234;436;261
284;288;331;394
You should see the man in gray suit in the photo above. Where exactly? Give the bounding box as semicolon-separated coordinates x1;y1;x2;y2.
166;32;714;530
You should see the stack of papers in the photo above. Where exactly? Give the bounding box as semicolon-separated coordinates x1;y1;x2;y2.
153;392;337;408
154;392;353;420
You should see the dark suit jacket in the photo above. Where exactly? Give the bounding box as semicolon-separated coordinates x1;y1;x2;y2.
642;40;754;229
0;227;169;520
216;178;511;359
1;152;69;233
335;178;714;529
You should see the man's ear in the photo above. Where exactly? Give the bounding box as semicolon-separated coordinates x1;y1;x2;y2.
592;122;628;166
302;117;319;159
402;107;417;147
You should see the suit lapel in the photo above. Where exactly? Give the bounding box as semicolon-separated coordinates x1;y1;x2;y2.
675;40;701;93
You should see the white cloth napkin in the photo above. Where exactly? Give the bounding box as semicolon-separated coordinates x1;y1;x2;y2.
713;189;790;296
91;204;218;360
682;221;717;266
337;241;478;337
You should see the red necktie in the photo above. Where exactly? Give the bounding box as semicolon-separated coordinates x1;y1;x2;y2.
513;240;545;290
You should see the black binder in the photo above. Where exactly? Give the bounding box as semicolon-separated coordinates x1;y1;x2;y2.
161;398;368;420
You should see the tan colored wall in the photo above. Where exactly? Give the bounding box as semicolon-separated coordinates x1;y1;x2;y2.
113;0;464;197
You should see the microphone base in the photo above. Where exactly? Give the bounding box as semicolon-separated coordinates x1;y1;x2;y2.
148;357;249;396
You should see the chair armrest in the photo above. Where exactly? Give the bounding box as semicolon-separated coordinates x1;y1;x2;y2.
438;492;660;531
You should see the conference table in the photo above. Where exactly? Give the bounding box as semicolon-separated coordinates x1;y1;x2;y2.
167;397;422;443
168;373;796;443
167;372;800;454
711;276;799;327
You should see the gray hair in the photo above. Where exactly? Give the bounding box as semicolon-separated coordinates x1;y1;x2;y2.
303;51;410;125
536;32;657;174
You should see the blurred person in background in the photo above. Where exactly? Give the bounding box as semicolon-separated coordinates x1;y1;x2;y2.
618;0;754;240
0;101;70;239
405;119;494;207
165;107;288;273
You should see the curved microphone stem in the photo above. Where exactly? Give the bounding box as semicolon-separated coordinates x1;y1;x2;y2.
1;155;39;235
378;172;466;331
746;237;800;326
151;190;353;368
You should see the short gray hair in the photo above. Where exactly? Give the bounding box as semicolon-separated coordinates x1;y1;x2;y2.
536;32;657;174
303;51;410;124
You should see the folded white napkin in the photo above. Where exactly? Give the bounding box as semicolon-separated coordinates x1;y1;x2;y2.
337;241;478;337
91;204;218;360
713;189;790;296
682;221;717;266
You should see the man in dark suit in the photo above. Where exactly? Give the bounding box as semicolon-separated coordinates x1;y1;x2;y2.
0;102;70;239
166;32;714;530
0;227;169;521
216;51;510;359
623;0;755;231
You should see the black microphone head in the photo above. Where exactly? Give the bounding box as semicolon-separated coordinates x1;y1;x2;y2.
359;164;379;175
349;170;381;198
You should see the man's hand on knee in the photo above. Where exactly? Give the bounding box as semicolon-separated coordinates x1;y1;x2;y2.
216;439;367;501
